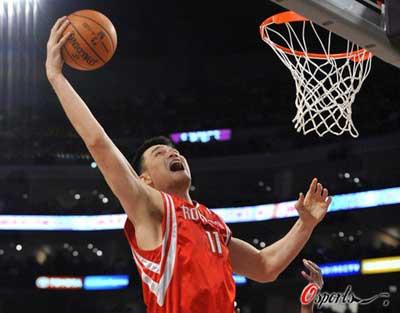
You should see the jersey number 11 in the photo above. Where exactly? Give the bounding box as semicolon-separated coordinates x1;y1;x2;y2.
205;231;222;255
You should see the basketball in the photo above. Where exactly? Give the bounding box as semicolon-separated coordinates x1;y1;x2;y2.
61;10;117;71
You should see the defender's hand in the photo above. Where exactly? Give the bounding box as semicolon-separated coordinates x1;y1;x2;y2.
295;178;332;229
46;16;71;81
300;259;324;312
301;259;324;289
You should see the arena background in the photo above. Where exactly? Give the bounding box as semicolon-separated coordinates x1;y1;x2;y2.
0;0;399;312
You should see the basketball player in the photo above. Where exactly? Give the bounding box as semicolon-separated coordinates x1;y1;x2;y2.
46;17;332;313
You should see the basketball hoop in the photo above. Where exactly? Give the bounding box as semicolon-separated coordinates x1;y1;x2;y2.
260;11;373;137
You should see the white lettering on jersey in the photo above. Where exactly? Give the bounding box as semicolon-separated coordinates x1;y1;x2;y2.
205;231;223;255
182;206;191;220
181;205;214;225
180;205;232;246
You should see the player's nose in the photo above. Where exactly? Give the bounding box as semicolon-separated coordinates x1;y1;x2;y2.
168;149;179;159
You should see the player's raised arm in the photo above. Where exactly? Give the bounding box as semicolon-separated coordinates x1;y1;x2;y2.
45;17;163;223
229;178;331;282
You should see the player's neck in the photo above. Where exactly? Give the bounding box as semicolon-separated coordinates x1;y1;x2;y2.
168;188;193;204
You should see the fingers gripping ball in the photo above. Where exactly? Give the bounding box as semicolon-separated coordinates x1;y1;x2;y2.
62;10;117;71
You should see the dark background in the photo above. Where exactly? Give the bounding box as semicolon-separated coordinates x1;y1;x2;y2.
0;0;399;312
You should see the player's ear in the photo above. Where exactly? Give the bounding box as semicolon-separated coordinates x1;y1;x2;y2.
140;172;153;187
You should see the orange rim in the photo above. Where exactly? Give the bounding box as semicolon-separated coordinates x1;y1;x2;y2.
259;11;372;61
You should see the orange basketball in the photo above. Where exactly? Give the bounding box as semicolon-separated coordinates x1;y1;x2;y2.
62;10;117;71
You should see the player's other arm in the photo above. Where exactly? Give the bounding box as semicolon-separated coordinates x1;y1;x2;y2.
300;259;324;313
229;178;331;283
45;17;163;222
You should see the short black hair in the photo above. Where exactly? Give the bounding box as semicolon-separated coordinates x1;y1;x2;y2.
132;136;175;174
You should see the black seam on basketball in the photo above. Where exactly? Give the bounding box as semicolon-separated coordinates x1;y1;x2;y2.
63;45;90;70
69;21;106;64
71;13;115;53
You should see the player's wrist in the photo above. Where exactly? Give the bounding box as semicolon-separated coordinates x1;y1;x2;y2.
302;302;314;308
300;303;314;313
297;218;316;232
47;71;64;84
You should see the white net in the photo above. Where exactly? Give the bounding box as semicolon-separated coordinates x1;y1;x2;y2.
261;16;373;137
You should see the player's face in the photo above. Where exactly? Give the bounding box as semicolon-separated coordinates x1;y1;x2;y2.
141;145;191;191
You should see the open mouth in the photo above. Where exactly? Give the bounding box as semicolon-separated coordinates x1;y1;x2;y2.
169;160;185;172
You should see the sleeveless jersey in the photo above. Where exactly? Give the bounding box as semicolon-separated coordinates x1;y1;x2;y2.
124;192;236;313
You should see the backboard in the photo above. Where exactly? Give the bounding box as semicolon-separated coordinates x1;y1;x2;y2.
269;0;400;68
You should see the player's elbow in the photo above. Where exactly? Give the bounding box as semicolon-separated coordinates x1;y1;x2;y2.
268;271;280;282
256;271;279;283
255;252;280;283
85;130;107;148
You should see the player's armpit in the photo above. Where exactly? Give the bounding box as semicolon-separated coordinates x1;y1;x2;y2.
87;134;164;224
228;237;277;283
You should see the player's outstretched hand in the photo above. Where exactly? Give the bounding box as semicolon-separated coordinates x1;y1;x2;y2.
295;178;332;229
46;16;71;81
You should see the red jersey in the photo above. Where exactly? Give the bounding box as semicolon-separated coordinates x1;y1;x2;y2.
124;192;236;313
